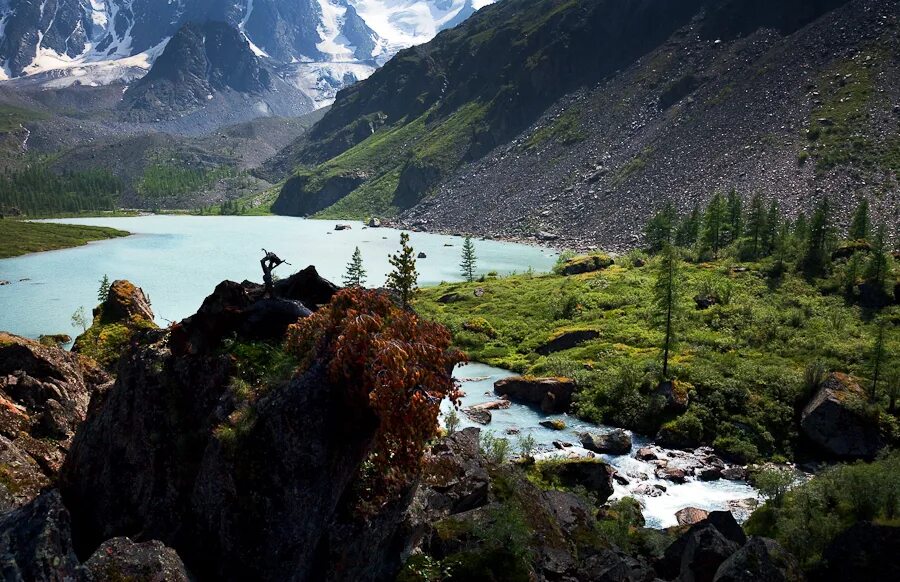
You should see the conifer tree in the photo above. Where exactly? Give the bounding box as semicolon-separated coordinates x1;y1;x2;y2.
675;205;701;248
745;194;766;260
460;236;477;282
645;202;677;253
870;317;887;402
386;233;418;307
801;197;833;278
762;200;780;257
726;189;743;244
702;192;726;258
849;197;871;241
343;246;367;287
865;222;889;292
653;243;681;380
97;274;111;303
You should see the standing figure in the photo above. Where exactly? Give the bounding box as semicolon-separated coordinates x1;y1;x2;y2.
260;249;288;297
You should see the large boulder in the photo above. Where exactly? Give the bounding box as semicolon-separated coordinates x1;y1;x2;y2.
713;536;803;582
0;332;110;510
536;329;600;355
818;521;900;581
494;376;575;413
0;490;84;581
72;280;158;368
579;428;633;455
83;537;191;582
679;523;741;582
99;280;155;323
559;254;613;276
535;459;615;501
658;511;746;579
800;373;884;459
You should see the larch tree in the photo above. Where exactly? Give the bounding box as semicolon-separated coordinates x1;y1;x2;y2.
460;236;477;283
849;197;871;241
386;233;418;307
343;246;367;287
653;242;682;380
702;192;726;258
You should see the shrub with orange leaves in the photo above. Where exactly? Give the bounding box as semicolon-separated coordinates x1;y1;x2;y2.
285;287;464;507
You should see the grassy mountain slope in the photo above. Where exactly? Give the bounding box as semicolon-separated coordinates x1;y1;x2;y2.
269;0;898;250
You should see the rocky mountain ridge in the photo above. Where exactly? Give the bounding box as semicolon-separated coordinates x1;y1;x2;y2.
266;0;899;251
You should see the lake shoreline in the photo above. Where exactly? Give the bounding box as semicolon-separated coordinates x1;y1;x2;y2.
0;220;131;259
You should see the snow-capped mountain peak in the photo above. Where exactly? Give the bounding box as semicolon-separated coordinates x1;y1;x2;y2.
0;0;494;107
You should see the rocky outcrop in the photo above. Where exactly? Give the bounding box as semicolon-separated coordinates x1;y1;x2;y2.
0;332;110;510
57;270;439;581
579;428;633;455
714;536;803;582
0;490;84;581
83;537;191;582
101;280;155;323
169;266;335;355
800;372;884;459
494;376;575;413
72;280;158;369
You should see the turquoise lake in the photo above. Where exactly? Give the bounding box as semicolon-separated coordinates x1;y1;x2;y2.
0;215;558;339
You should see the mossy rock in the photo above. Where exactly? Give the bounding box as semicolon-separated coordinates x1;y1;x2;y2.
559;254;614;276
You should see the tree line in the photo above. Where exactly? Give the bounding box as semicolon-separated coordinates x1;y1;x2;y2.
645;190;893;287
0;165;121;215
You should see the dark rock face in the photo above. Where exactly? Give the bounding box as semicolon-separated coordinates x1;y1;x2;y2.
713;536;803;582
818;521;900;581
494;376;575;413
0;490;84;581
56;268;417;581
84;537;191;582
0;332;110;510
580;428;633;455
169;265;334;355
800;372;884;459
679;524;741;582
537;329;601;355
123;21;272;121
419;428;491;518
658;511;746;579
540;459;616;501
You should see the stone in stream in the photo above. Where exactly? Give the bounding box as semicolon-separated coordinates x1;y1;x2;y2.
579;428;632;455
540;419;566;430
462;407;491;425
636;446;658;461
494;376;575;413
657;467;688;483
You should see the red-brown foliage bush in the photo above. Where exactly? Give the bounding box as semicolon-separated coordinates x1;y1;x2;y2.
285;288;464;507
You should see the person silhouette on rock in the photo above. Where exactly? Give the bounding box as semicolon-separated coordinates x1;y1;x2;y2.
260;249;288;297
